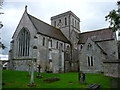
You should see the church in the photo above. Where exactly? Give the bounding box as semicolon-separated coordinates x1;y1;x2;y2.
8;6;120;77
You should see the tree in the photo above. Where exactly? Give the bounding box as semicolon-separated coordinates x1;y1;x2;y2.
105;1;120;32
0;0;5;49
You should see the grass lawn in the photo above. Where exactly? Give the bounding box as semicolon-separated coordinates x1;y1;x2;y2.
2;70;120;88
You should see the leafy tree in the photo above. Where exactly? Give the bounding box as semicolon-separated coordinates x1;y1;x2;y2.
0;0;5;49
105;1;120;32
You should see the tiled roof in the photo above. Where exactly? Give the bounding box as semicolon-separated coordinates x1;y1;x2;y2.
79;28;114;44
28;14;70;43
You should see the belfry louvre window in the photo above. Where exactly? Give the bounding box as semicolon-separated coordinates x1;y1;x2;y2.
17;28;30;57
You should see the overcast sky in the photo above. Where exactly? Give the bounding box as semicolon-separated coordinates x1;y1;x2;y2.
0;0;119;55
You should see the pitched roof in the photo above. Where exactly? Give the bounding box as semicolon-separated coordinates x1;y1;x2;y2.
28;14;70;43
79;28;114;44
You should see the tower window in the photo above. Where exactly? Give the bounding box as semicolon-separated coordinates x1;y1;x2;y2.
65;18;67;25
72;18;74;26
54;21;56;27
43;37;45;46
77;22;79;29
56;41;58;49
75;20;76;28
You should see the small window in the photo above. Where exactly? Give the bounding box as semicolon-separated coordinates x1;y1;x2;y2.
72;18;74;26
56;42;58;49
77;22;79;29
91;56;94;66
43;37;45;46
59;19;61;23
51;40;52;47
75;20;76;28
54;21;56;27
80;44;83;49
87;43;92;50
48;39;52;48
88;56;90;66
65;18;67;26
87;56;94;66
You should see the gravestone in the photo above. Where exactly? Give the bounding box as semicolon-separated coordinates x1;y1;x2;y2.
79;72;86;84
36;65;42;78
43;77;60;83
110;78;118;88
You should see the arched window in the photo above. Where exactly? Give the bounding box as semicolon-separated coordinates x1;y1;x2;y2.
54;21;56;27
87;43;92;50
56;41;59;49
72;18;74;26
87;56;90;66
87;56;94;66
17;28;30;57
65;18;67;26
91;56;93;66
43;37;45;46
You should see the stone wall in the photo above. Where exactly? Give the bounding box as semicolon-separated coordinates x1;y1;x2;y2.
9;60;37;72
97;40;118;60
103;60;120;78
79;38;107;73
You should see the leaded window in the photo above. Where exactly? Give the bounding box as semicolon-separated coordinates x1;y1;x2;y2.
17;28;30;57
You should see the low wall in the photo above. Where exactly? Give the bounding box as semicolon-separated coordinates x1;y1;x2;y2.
103;60;120;78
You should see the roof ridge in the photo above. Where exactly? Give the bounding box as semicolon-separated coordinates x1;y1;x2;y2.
27;13;70;43
81;28;111;34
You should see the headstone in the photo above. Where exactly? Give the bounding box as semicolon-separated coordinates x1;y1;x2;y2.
36;65;42;78
79;72;86;84
110;78;118;88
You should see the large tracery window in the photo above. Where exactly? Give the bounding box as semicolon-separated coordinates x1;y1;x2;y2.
17;28;30;57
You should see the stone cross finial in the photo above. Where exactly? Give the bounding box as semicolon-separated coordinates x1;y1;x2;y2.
25;5;27;12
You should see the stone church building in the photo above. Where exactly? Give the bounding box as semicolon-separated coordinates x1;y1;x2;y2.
8;6;119;77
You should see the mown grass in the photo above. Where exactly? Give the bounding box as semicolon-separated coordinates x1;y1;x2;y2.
2;70;120;88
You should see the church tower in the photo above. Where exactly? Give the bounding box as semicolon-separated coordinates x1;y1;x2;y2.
51;11;80;48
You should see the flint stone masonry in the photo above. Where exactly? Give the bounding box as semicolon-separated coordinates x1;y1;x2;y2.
9;7;119;76
103;60;120;78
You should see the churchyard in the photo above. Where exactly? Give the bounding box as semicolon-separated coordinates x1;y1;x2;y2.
2;70;120;88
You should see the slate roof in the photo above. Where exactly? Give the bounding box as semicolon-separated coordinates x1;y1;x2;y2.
79;28;114;44
28;14;70;43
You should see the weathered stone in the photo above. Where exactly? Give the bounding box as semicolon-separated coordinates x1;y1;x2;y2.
103;60;120;77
